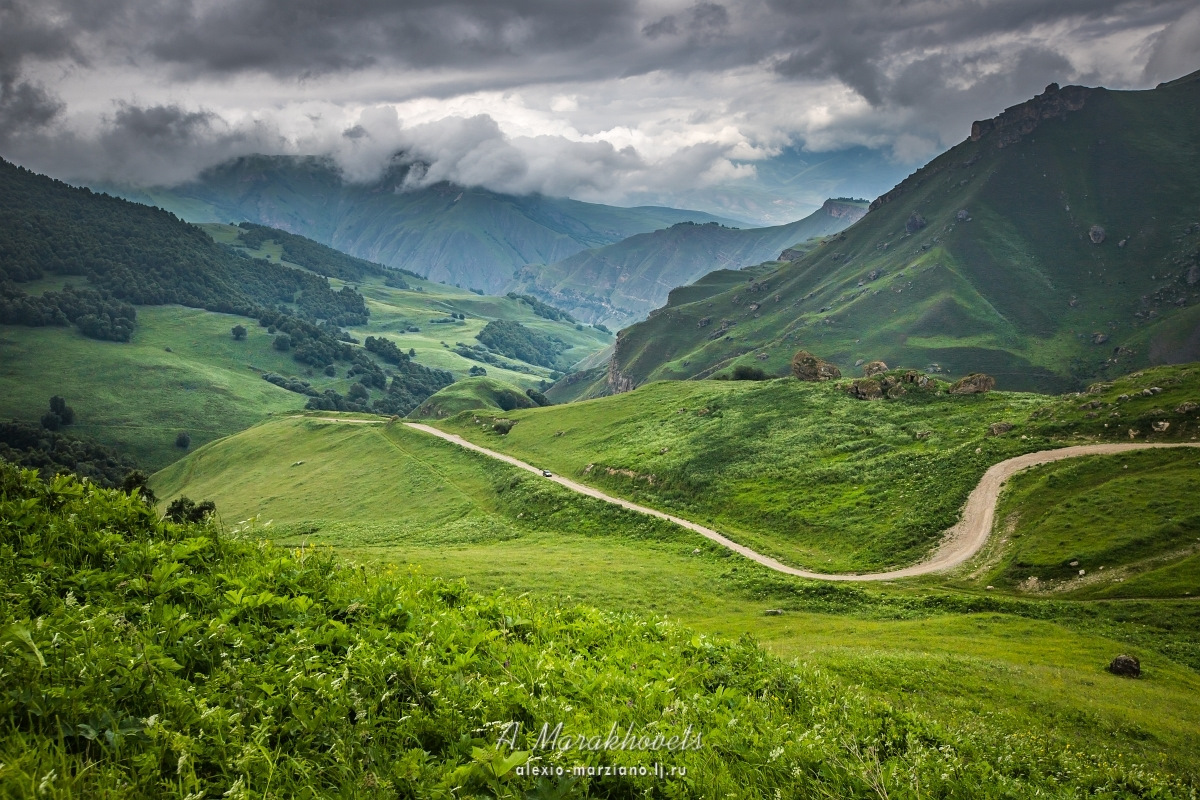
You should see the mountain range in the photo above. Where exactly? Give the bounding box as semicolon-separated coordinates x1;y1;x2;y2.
101;156;741;295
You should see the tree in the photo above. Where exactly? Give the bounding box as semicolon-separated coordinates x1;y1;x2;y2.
40;411;62;431
273;333;291;351
121;470;157;504
49;395;75;424
347;382;369;401
175;431;191;449
231;324;247;340
165;496;216;523
732;364;766;381
409;348;416;357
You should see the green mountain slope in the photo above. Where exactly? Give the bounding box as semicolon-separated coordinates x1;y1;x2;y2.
605;73;1200;393
104;155;743;295
511;199;867;327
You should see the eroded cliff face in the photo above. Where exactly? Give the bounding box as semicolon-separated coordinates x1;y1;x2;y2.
821;199;868;222
970;83;1091;148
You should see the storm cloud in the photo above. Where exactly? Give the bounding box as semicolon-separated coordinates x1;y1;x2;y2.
2;0;1195;215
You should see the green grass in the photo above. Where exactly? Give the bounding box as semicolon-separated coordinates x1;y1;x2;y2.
146;413;1200;786
434;366;1200;573
436;377;1052;573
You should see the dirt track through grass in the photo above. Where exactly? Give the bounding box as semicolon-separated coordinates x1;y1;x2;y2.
404;422;1200;581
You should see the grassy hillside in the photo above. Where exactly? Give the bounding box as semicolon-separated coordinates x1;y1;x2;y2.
410;377;538;420
0;222;612;470
512;199;867;328
104;155;742;295
607;73;1200;393
434;364;1200;574
144;415;1200;790
0;307;319;470
967;447;1200;598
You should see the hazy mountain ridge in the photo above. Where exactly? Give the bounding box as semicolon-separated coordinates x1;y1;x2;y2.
511;199;867;328
100;155;743;295
601;72;1200;394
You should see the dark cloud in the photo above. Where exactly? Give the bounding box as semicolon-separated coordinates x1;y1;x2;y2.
769;0;1195;105
142;0;639;77
0;0;1193;211
0;78;64;143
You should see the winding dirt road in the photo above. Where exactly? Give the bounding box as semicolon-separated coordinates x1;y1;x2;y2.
403;423;1198;581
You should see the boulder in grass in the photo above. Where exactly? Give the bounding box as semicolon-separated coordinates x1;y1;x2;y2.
1108;654;1140;677
988;422;1014;436
862;360;889;378
791;350;841;382
846;379;883;400
949;373;996;395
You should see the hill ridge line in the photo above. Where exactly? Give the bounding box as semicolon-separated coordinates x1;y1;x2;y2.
402;422;1200;582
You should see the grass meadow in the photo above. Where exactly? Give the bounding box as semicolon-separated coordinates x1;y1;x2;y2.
150;411;1200;786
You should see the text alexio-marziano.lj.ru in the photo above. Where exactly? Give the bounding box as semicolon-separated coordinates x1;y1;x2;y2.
496;721;703;755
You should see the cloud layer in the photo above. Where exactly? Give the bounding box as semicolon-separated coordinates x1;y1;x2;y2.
2;0;1195;215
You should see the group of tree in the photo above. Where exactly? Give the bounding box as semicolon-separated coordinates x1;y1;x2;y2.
0;419;139;487
303;356;453;417
40;395;77;431
234;222;420;284
475;320;567;369
0;281;136;342
0;158;372;350
505;292;576;323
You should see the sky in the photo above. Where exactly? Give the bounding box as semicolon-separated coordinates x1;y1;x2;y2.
1;0;1197;214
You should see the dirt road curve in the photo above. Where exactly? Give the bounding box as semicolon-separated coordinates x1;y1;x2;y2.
403;423;1198;581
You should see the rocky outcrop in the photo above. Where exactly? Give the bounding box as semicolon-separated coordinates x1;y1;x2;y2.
821;198;868;222
987;422;1014;436
862;360;889;378
970;83;1091;148
949;373;996;395
791;350;841;382
1089;225;1106;244
600;352;638;398
902;370;931;388
846;378;883;400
